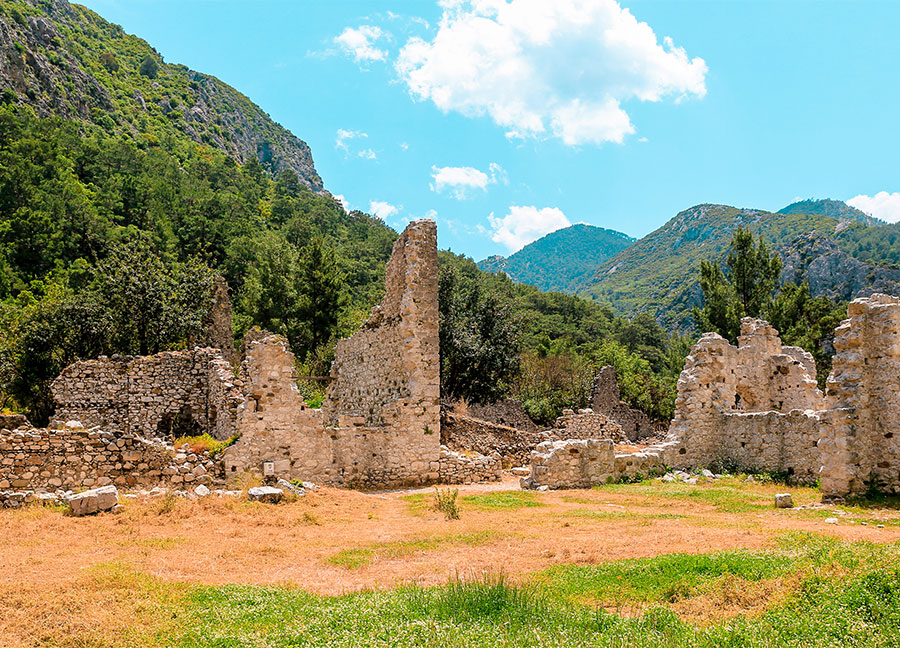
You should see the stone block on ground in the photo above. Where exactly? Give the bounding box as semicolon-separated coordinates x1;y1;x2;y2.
66;485;118;516
774;493;794;508
247;486;283;503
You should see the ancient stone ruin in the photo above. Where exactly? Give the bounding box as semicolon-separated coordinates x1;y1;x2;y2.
668;297;900;499
668;318;824;482
591;366;654;441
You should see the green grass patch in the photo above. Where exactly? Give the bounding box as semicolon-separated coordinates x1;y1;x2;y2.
167;536;900;647
327;532;497;569
461;491;545;510
595;479;770;513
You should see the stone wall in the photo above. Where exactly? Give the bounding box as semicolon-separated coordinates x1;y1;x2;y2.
222;220;448;489
438;447;502;484
820;294;900;498
465;399;539;432
0;420;214;492
524;438;674;490
668;318;824;478
591;366;654;441
51;349;243;441
442;409;625;468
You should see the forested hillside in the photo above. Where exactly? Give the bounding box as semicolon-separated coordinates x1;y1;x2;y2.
580;203;900;330
0;0;323;189
478;224;634;293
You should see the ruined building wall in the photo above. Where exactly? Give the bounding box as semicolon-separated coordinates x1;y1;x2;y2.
669;318;824;478
51;349;243;441
591;366;654;441
820;294;900;498
223;220;443;488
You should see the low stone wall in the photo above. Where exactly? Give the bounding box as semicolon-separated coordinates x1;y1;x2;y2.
438;447;502;484
719;410;821;481
524;439;671;490
465;399;539;432
442;410;625;468
0;421;214;492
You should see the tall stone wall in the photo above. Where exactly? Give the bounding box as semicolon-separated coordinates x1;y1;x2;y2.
669;318;824;478
222;220;444;488
820;294;900;498
51;349;243;441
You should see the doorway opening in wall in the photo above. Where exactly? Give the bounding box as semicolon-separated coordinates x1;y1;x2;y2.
156;404;202;440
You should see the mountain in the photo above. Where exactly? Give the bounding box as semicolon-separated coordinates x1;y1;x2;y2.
0;0;323;191
477;224;635;293
579;203;900;331
778;198;882;227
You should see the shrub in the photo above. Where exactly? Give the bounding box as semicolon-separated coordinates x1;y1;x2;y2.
139;55;159;78
432;487;460;520
173;433;238;458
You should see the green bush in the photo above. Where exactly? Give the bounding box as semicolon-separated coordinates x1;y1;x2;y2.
432;488;460;520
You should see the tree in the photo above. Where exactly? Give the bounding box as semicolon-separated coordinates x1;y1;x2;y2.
693;227;781;343
438;259;521;405
295;236;344;357
139;55;159;78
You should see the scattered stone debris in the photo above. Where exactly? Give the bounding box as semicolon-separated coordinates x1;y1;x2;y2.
775;493;794;508
247;486;284;503
276;478;305;497
66;485;119;516
824;517;839;524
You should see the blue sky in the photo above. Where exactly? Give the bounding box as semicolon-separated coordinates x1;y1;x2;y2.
80;0;900;261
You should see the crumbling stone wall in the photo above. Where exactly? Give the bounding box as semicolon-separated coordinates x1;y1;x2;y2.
223;220;445;488
51;349;243;441
0;420;214;492
465;399;539;432
591;366;654;441
202;275;237;364
438;447;502;484
442;408;625;468
668;318;824;478
523;438;673;490
820;294;900;498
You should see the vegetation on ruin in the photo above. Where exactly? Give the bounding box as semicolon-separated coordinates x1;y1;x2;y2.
693;227;848;386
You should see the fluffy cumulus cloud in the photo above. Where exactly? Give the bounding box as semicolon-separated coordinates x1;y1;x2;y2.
396;0;707;145
488;205;570;251
847;192;900;224
430;162;507;199
334;25;388;63
369;200;399;220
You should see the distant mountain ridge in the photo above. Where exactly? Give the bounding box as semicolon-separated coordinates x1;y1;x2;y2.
778;198;883;227
478;223;634;293
0;0;323;190
578;201;900;331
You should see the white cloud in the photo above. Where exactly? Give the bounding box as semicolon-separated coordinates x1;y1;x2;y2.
333;194;350;211
430;162;507;199
369;200;399;220
336;129;367;152
487;205;570;252
396;0;707;146
334;25;388;64
358;148;377;160
847;192;900;223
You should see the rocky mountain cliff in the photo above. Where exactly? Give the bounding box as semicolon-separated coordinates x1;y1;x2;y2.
478;224;634;293
579;202;900;331
0;0;323;191
778;198;882;226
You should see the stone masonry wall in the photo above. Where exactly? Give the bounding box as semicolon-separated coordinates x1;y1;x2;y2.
820;294;900;498
465;399;539;432
668;317;824;478
51;349;243;441
591;366;654;441
223;220;446;489
0;420;214;492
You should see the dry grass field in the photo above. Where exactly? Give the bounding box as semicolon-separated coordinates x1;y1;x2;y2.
2;476;899;647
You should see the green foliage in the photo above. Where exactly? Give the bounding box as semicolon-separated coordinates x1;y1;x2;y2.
0;105;395;419
439;253;521;405
173;432;238;458
478;223;634;293
460;491;544;510
432;488;460;520
693;227;847;385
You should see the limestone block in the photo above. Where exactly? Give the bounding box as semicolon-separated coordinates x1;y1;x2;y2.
67;485;118;516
